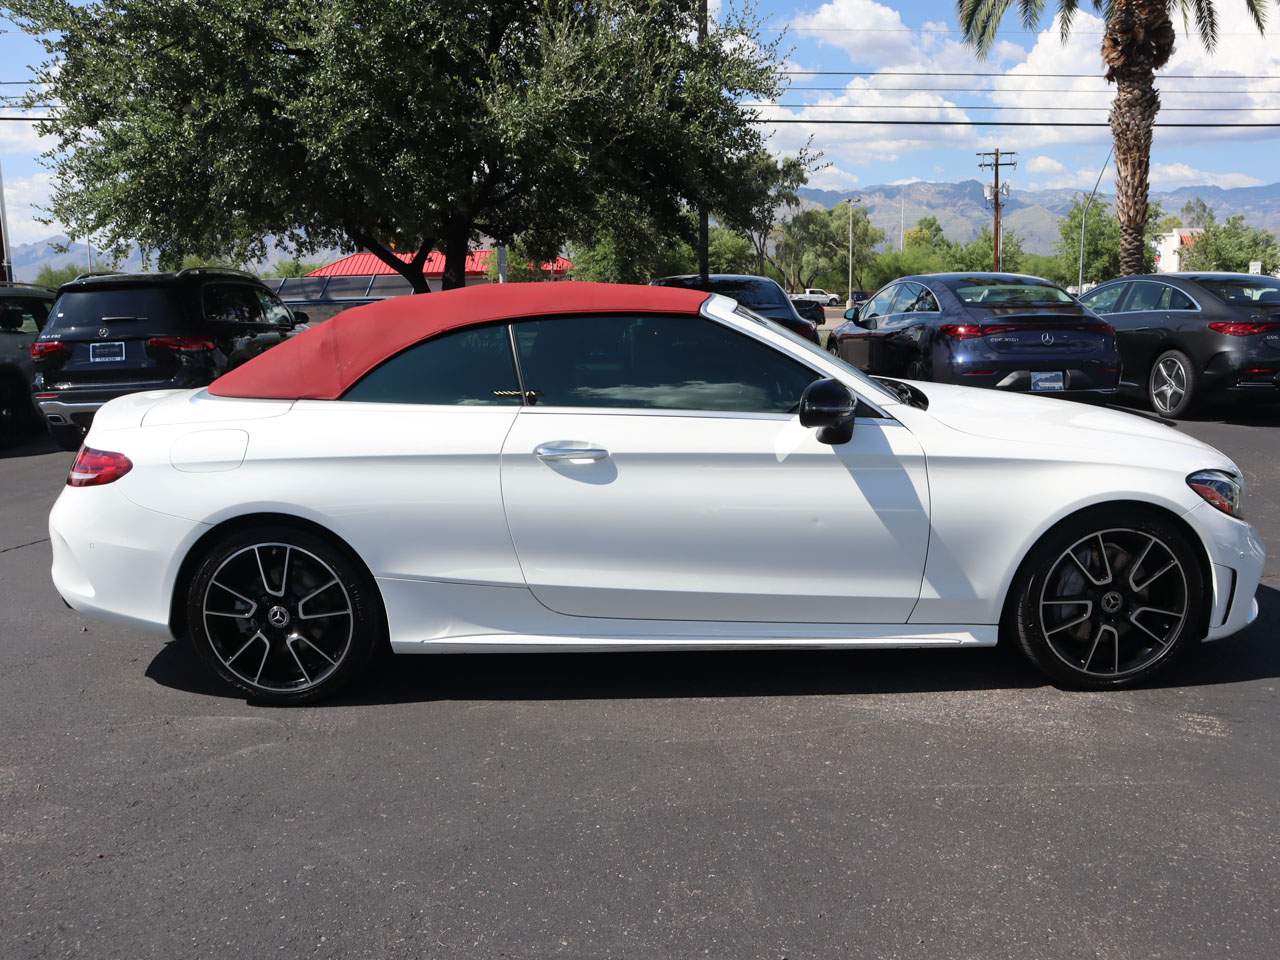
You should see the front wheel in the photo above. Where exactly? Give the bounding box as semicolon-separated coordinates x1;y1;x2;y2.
1005;507;1205;689
186;525;382;704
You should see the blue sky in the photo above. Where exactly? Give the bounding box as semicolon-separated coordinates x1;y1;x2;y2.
3;1;1280;244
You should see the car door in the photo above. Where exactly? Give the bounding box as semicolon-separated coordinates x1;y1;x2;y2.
877;282;937;376
1109;281;1173;383
202;282;270;367
499;311;930;624
1080;282;1133;380
839;283;899;370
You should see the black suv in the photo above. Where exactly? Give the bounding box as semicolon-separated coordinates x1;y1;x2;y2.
0;282;56;446
31;269;306;449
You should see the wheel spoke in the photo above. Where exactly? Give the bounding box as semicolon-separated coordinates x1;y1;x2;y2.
1132;559;1177;593
1044;601;1093;635
1127;536;1156;592
297;636;337;666
285;635;312;684
207;581;258;618
226;630;267;665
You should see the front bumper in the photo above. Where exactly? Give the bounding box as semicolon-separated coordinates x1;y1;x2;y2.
50;481;208;637
1182;500;1267;641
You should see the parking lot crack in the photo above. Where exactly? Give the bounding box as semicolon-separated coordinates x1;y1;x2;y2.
0;537;49;555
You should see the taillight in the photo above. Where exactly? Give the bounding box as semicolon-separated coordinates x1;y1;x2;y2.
147;336;216;351
67;447;133;487
939;324;984;340
1208;321;1280;336
30;340;68;360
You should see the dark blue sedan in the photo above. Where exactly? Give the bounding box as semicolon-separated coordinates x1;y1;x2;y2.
827;273;1120;399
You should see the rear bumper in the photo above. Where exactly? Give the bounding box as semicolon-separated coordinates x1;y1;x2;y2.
942;363;1119;395
50;482;207;637
36;381;181;428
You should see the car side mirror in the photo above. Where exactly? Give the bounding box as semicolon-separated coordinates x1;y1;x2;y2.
799;378;856;445
844;306;858;322
290;310;309;326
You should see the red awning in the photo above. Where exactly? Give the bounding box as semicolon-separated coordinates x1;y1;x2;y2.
308;249;573;278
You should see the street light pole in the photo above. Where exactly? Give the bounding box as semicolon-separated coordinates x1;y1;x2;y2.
845;196;861;309
1078;146;1113;294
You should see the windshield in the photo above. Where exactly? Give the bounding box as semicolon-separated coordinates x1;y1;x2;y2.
732;305;897;405
47;287;181;332
1194;276;1280;304
947;278;1074;305
659;276;791;310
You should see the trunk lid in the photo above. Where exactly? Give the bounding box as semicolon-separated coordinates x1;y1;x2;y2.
970;307;1113;356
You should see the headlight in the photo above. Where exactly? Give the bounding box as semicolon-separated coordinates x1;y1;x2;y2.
1187;469;1243;518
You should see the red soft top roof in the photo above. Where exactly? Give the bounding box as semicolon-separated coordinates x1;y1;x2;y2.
209;281;711;401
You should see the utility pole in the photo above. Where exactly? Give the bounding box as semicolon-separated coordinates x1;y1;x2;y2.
845;196;861;308
0;160;11;282
978;149;1016;271
696;0;710;285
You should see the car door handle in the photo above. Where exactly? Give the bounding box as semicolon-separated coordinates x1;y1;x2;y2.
534;443;610;462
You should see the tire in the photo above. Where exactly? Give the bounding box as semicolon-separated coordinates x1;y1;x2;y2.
185;524;382;704
1147;348;1198;418
0;373;37;446
826;334;841;357
49;423;86;452
1004;506;1205;690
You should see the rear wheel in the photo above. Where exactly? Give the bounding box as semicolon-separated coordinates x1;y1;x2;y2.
1148;349;1198;418
1005;507;1204;689
185;525;382;704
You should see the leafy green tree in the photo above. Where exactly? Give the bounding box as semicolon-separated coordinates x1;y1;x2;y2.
1180;197;1215;229
708;227;754;274
1054;197;1160;285
1182;215;1280;273
8;0;780;292
33;262;85;288
959;0;1269;275
263;258;322;279
1022;253;1072;286
950;227;1025;273
862;245;949;292
738;153;811;275
903;216;950;253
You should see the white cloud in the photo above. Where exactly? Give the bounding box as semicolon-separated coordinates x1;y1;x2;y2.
807;164;860;190
1026;155;1067;175
0;111;54;157
3;170;58;245
1150;163;1264;189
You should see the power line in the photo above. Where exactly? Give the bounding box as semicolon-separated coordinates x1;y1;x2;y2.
778;70;1280;79
780;85;1280;94
751;103;1280;111
751;118;1280;127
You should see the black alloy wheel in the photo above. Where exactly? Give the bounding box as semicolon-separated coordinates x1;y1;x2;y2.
1007;507;1205;689
186;525;381;704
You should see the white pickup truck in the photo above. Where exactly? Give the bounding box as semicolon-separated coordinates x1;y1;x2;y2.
790;288;841;306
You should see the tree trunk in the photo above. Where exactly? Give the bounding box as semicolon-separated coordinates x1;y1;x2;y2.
1109;72;1158;275
1102;0;1175;275
352;232;435;293
441;223;470;290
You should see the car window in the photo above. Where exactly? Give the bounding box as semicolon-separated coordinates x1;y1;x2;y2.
254;288;295;327
0;298;50;334
1166;287;1195;310
1080;284;1126;314
204;283;266;324
653;276;791;310
513;313;820;414
900;284;939;313
862;285;898;318
343;324;521;405
889;284;920;314
948;278;1074;305
1193;276;1280;303
1124;282;1167;312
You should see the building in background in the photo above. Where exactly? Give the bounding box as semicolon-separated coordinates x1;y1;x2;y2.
1154;229;1203;274
268;249;573;321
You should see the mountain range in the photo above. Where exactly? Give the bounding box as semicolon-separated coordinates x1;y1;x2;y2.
11;178;1280;279
797;179;1280;255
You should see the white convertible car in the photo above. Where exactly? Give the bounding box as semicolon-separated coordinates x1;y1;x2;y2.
50;282;1264;703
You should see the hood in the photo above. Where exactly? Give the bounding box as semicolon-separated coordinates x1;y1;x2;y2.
907;381;1237;472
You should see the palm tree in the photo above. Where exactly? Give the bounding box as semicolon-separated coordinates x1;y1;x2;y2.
957;0;1270;275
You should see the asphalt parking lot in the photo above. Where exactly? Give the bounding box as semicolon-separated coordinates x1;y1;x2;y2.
3;404;1279;960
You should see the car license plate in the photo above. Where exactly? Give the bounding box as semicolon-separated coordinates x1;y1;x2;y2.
90;341;126;362
1031;371;1065;392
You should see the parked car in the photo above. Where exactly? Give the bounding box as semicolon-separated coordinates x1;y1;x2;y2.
0;282;56;446
793;288;841;307
650;274;819;342
31;268;307;450
49;282;1262;704
789;295;826;325
828;273;1120;400
1079;272;1280;417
